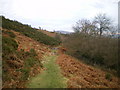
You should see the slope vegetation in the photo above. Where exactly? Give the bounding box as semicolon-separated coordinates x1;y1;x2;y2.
1;16;61;46
57;50;120;88
38;29;57;37
2;28;50;88
2;16;120;88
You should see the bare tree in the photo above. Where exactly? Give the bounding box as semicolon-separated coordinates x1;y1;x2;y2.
93;13;113;36
73;19;97;35
73;19;89;33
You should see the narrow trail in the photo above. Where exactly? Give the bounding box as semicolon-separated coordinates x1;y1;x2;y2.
27;50;67;88
12;29;119;88
27;47;120;88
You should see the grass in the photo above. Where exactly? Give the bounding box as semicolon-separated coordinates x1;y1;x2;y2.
27;53;67;88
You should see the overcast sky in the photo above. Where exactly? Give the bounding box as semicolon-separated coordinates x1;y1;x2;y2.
0;0;119;32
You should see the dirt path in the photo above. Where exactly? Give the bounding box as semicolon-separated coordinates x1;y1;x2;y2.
27;51;67;88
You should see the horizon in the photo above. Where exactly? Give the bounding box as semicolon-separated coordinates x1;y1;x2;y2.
0;0;119;32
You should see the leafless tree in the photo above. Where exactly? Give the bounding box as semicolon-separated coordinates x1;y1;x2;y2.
93;13;113;36
73;19;98;35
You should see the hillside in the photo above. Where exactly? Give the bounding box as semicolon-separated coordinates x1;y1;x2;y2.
2;16;120;88
2;28;51;88
38;29;57;38
57;53;120;88
37;29;67;42
1;16;61;46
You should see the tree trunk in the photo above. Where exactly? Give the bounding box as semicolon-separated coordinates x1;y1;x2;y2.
100;28;102;36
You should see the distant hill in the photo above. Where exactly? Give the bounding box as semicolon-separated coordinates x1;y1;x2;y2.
55;30;72;34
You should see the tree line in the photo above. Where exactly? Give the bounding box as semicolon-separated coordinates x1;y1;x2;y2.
73;13;118;36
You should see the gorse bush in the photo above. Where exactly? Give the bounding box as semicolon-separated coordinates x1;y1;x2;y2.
1;16;61;46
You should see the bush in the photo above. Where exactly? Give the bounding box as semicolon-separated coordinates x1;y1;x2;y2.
2;30;16;38
25;57;37;67
105;73;112;81
91;54;104;65
54;34;62;42
20;68;30;80
2;36;18;56
29;48;37;57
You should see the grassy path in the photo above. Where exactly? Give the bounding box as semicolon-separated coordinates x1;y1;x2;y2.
27;51;67;88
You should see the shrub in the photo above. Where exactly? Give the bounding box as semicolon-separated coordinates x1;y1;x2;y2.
63;33;118;72
105;73;112;81
3;30;16;38
20;68;30;80
54;34;62;42
2;36;18;57
30;48;37;57
25;57;37;67
91;54;104;65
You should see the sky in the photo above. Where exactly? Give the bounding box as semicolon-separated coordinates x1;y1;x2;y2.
0;0;119;32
